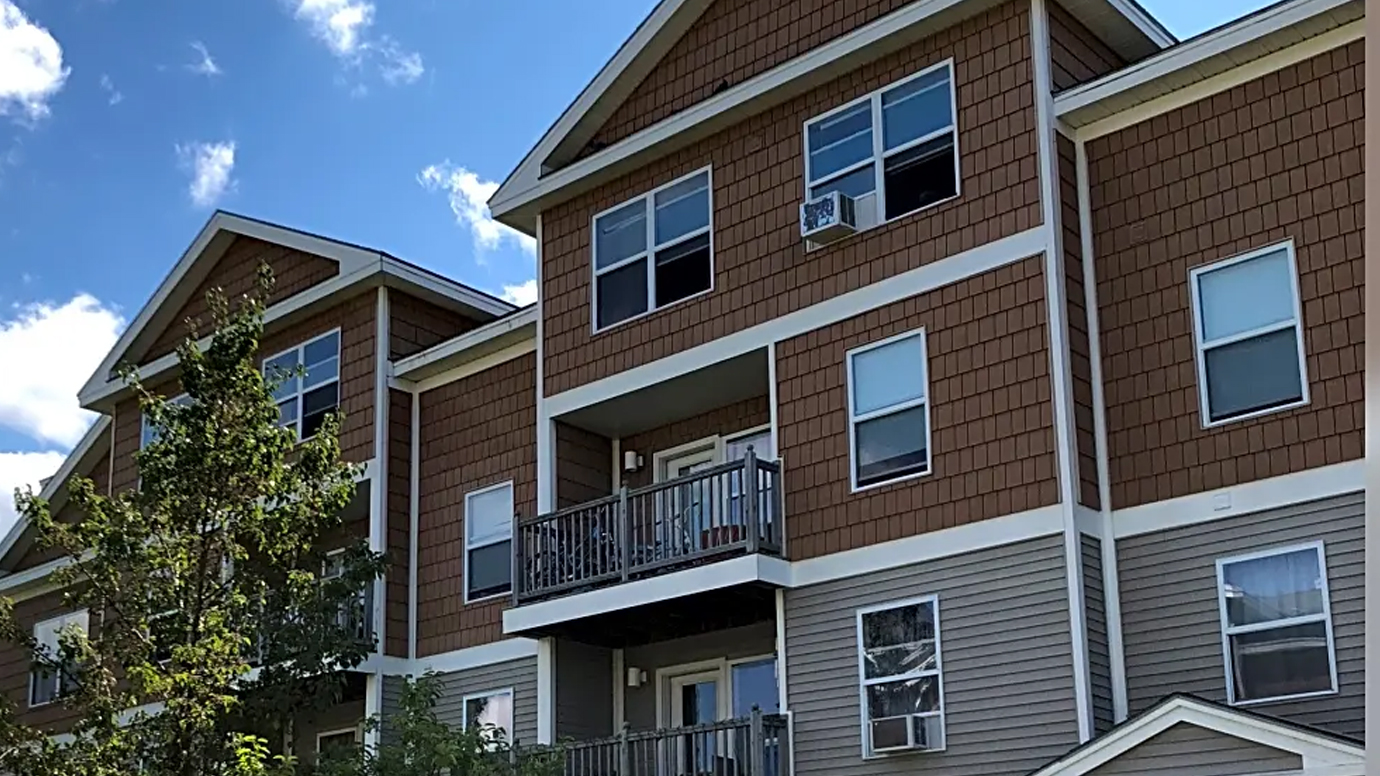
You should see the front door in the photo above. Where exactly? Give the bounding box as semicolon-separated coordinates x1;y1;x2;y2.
669;671;722;775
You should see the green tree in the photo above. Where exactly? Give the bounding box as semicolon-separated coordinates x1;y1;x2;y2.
0;271;386;776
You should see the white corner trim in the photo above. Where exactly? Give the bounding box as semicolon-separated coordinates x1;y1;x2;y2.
392;307;538;381
407;391;420;661
414;638;541;675
1112;460;1366;539
536;638;555;744
504;555;792;635
410;340;537;395
363;672;382;753
371;289;390;652
1028;695;1365;776
545;227;1048;418
1071;18;1364;141
774;589;789;715
790;504;1065;587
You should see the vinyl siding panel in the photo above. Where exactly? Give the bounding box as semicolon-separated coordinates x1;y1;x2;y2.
1082;534;1113;735
1118;492;1364;739
434;657;540;747
381;674;408;745
784;536;1078;776
1087;723;1302;776
556;640;614;741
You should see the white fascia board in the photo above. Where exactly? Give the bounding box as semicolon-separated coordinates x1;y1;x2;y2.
379;256;514;318
1104;0;1176;48
413;638;541;675
392;306;538;381
1112;460;1364;539
1056;0;1356;123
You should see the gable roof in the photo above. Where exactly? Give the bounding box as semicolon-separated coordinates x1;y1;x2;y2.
1029;695;1365;776
488;0;1173;230
78;211;515;410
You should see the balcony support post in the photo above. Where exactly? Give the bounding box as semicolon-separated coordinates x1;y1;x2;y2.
618;486;630;583
744;446;760;554
749;706;765;776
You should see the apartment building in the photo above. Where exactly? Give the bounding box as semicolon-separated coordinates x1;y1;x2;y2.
0;0;1367;772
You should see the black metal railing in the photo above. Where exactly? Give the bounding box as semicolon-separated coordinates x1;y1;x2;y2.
514;449;785;604
556;709;789;776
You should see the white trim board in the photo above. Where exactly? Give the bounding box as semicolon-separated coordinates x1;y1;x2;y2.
544;227;1047;418
1027;695;1364;776
1067;17;1364;141
1112;460;1365;539
413;638;540;675
392;307;538;382
410;340;537;395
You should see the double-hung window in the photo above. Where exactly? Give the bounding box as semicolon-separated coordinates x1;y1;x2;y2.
855;596;944;755
805;61;958;234
264;329;341;440
592;168;713;330
1190;242;1309;426
464;688;514;746
847;330;932;490
30;610;89;707
140;393;192;449
1216;543;1337;705
465;482;513;601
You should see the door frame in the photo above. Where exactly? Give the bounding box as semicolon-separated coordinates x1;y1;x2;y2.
654;654;779;728
651;425;777;485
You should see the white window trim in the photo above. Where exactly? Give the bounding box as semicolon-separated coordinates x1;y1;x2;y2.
1214;540;1339;707
462;686;515;744
802;59;961;241
29;609;90;708
590;166;716;334
854;594;945;758
262;327;343;441
1188;240;1310;428
846;328;933;493
315;725;361;752
464;481;515;604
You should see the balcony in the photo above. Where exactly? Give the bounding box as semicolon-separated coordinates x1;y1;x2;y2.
548;711;790;776
514;450;785;606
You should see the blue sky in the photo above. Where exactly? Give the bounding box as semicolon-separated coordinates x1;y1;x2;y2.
0;0;1279;524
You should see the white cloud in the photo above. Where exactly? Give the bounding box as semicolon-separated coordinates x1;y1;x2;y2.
500;279;537;307
176;140;236;207
98;73;122;105
187;41;221;77
0;294;122;449
294;0;374;57
417;162;535;256
0;450;65;529
0;0;69;121
376;38;423;85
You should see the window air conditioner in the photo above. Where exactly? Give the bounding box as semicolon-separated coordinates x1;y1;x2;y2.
800;190;857;244
871;714;944;754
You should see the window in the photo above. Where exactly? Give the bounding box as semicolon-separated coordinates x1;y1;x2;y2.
30;610;89;707
805;61;958;235
846;330;931;490
140;393;192;449
855;597;944;755
316;727;360;756
264;329;341;440
592;168;713;330
463;688;514;745
465;482;513;601
1190;243;1308;426
1216;543;1337;705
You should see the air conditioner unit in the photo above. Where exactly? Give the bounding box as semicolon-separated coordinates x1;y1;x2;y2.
870;714;945;754
800;190;857;244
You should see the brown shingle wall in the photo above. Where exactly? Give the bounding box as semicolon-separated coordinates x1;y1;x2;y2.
1048;1;1124;93
620;397;770;490
544;1;1039;397
416;354;536;655
555;422;613;509
1060;133;1100;509
385;388;412;658
1088;42;1366;510
141;237;338;366
0;591;83;732
777;256;1058;560
389;292;479;361
587;0;914;152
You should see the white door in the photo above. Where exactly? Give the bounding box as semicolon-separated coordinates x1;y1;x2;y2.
658;447;718;559
669;671;723;775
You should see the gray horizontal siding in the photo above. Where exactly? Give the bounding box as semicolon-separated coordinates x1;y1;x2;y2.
556;640;614;741
624;621;776;732
1088;722;1301;775
380;674;408;745
434;656;539;746
1118;492;1364;739
1082;534;1113;735
784;535;1078;776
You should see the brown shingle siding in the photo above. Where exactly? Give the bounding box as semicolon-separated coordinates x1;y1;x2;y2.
620;396;770;490
1048;1;1124;93
416;354;536;655
0;591;83;731
1089;41;1366;510
385;388;412;658
1059;132;1100;509
141;237;338;366
555;422;613;509
777;256;1058;560
587;0;915;152
544;1;1039;397
389;292;479;361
